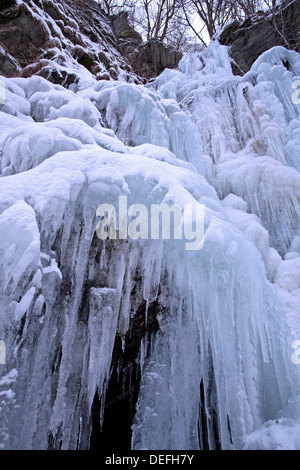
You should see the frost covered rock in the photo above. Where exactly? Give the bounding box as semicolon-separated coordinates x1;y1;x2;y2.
0;0;135;83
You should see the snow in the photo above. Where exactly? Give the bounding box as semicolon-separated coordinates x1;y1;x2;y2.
0;36;299;450
1;122;82;175
244;394;300;450
0;200;40;291
0;369;17;449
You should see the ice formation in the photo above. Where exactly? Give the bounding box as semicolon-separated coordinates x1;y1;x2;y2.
0;37;300;450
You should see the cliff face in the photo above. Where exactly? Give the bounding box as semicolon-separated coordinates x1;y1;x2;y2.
0;0;128;84
111;12;182;79
219;0;300;74
0;0;182;84
2;0;298;82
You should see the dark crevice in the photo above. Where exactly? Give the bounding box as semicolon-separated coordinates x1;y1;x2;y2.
212;408;221;450
51;344;62;374
47;423;63;450
197;343;222;450
227;414;233;445
198;379;209;450
90;390;102;450
89;299;160;451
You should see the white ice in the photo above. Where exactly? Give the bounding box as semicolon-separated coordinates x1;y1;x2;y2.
0;37;299;450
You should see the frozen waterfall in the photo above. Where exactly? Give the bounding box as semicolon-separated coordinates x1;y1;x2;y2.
0;40;299;450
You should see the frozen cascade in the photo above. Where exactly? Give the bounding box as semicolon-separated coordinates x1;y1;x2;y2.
0;39;299;450
153;44;300;256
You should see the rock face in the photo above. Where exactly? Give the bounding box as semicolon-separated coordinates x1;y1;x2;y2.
219;0;300;74
0;0;182;84
1;0;299;84
111;11;143;50
0;0;131;84
111;11;182;79
131;39;183;79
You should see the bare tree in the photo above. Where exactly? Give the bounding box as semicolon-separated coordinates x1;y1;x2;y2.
133;0;182;42
178;0;209;45
261;0;290;48
96;0;289;52
163;9;204;50
96;0;133;16
180;0;234;40
230;0;263;17
96;0;191;50
179;0;287;46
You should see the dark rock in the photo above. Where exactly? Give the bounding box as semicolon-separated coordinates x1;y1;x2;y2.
0;0;182;84
90;298;161;452
0;0;17;8
131;39;183;79
111;11;142;46
219;0;300;74
37;66;78;88
112;12;182;79
0;0;132;83
0;2;50;70
0;48;19;76
218;19;240;45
